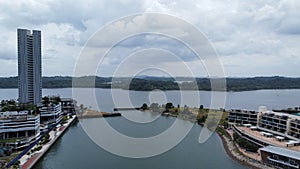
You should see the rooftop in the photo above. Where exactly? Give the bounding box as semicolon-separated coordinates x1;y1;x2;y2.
236;126;300;151
60;98;74;102
260;146;300;160
0;110;35;120
261;110;300;119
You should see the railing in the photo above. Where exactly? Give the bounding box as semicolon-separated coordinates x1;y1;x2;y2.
5;121;59;168
267;156;299;168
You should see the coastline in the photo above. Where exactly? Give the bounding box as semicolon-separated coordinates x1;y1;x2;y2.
19;115;77;169
216;128;272;169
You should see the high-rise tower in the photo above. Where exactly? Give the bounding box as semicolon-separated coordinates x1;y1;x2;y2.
17;29;42;104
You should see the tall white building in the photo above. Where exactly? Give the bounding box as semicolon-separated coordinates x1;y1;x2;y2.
17;29;42;105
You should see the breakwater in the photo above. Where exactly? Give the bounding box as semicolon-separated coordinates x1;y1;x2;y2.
78;109;121;118
113;107;141;111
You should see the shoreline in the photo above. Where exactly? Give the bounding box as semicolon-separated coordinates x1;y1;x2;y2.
216;128;272;169
19;115;77;169
1;87;300;92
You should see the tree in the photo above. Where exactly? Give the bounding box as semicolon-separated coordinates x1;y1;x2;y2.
141;103;148;110
165;102;173;109
51;96;61;104
165;102;174;112
80;104;84;110
42;96;50;105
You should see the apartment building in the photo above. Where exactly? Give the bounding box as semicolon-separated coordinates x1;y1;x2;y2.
229;109;300;141
17;29;42;105
0;111;40;149
228;109;258;125
39;103;62;129
60;98;76;115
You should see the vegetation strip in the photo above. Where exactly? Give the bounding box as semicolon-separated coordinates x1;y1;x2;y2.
1;76;300;91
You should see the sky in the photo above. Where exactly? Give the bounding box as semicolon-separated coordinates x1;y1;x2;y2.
0;0;299;77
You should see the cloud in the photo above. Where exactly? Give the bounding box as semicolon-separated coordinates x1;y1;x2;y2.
0;0;299;77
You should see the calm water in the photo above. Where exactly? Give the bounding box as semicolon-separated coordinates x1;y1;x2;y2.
1;88;300;169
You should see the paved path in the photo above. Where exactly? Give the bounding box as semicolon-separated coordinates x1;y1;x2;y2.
19;116;76;169
21;154;39;169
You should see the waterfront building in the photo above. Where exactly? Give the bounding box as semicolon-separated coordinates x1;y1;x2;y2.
258;111;300;141
17;28;42;105
228;109;258;125
229;109;300;141
0;111;40;149
60;98;76;115
229;108;300;168
289;119;300;139
258;111;289;137
259;146;300;169
39;103;62;131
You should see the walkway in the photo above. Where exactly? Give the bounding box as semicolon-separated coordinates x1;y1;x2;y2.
19;115;76;169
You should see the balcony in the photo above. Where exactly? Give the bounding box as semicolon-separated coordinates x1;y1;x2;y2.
267;156;299;168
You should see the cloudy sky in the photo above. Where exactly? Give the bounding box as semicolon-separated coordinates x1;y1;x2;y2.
0;0;299;77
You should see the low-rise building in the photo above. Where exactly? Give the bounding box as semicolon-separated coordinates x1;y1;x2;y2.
228;109;258;125
288;119;300;140
259;146;300;169
0;111;40;149
60;98;76;115
258;111;289;137
39;103;62;131
229;109;300;141
258;111;300;141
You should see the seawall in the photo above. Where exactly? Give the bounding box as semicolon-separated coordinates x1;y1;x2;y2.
20;116;77;169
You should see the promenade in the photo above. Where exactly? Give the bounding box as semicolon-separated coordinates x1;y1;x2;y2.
19;115;76;169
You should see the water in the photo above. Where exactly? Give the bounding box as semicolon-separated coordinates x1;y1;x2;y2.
2;88;297;111
1;88;300;169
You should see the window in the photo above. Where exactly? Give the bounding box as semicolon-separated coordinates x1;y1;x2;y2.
289;159;296;165
273;154;279;160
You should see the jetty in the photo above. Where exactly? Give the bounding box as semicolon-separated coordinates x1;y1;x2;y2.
113;107;141;111
78;109;121;119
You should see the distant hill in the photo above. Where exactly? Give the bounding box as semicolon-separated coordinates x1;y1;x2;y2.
1;76;300;91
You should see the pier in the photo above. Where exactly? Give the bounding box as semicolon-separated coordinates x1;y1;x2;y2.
78;109;121;119
113;107;141;111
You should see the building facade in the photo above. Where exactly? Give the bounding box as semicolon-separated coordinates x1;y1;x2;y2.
0;111;40;149
260;146;300;169
228;109;258;125
39;103;62;131
289;119;300;139
229;109;300;141
258;111;289;137
60;98;76;115
18;28;42;105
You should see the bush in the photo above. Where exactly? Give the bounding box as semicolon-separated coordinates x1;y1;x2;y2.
233;132;259;152
36;146;42;151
